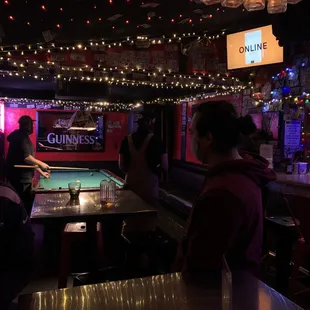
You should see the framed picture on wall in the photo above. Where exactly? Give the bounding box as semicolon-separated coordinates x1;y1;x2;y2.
36;111;105;152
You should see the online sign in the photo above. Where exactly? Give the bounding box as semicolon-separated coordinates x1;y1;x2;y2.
37;111;105;152
227;25;283;70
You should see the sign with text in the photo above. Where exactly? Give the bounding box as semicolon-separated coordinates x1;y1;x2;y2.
37;111;105;152
284;120;301;158
227;25;283;70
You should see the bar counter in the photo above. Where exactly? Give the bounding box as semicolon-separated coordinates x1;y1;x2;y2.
17;272;302;310
276;173;310;187
269;173;310;197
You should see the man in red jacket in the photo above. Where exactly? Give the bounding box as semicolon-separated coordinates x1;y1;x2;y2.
175;101;276;275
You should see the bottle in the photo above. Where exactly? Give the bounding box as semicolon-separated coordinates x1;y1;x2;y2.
286;160;293;174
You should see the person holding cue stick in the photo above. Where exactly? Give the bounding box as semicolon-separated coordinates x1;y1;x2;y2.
6;115;50;215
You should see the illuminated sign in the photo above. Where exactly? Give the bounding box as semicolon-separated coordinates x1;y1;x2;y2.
227;25;283;70
37;111;105;152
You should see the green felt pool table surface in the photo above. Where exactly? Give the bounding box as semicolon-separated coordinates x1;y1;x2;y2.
34;170;124;192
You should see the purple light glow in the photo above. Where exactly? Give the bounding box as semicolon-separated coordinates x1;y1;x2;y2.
0;101;4;132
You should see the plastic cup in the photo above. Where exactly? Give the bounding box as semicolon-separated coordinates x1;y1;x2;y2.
68;181;81;200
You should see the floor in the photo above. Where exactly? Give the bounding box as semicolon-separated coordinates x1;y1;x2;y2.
13;222;310;310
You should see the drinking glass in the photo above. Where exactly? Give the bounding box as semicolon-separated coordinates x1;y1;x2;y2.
68;181;81;200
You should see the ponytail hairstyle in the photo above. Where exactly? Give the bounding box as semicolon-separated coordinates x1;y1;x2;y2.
196;101;256;154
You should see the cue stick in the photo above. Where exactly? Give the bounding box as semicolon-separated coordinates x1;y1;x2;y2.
38;142;63;151
14;165;90;171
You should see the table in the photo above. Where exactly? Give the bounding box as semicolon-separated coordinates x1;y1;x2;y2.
17;272;303;310
276;173;310;187
31;190;157;276
33;169;124;193
31;190;157;222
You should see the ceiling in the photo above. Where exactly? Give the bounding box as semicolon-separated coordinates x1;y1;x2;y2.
0;0;270;45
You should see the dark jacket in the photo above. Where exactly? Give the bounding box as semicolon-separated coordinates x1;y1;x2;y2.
6;130;34;183
0;181;34;307
175;157;276;275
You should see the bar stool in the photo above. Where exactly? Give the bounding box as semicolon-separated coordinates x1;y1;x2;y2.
264;196;300;293
286;194;310;296
58;222;103;289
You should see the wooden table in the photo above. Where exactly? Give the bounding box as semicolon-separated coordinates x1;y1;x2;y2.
31;190;157;222
31;190;157;274
18;272;303;310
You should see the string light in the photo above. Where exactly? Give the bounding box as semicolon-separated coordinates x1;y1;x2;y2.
1;97;138;112
0;71;245;92
0;59;241;87
1;92;240;110
0;31;225;54
144;91;236;105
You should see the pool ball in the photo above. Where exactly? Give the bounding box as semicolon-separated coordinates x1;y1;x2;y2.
90;172;94;176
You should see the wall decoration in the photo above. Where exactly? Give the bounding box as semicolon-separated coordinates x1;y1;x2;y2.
284;119;301;158
37;111;105;152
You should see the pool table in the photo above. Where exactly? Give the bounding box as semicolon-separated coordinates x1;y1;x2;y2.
33;169;124;193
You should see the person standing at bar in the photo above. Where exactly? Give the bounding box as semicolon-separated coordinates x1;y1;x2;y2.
175;101;276;275
6;115;50;214
119;111;168;233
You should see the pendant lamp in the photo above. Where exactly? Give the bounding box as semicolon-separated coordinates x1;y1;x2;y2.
267;0;287;13
287;0;301;3
221;0;243;8
201;0;221;4
67;111;97;131
244;0;266;11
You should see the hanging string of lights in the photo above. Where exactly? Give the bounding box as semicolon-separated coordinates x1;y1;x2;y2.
0;59;239;84
144;91;238;104
0;31;225;54
2;90;246;110
0;71;246;92
1;97;139;112
201;0;301;13
254;92;310;109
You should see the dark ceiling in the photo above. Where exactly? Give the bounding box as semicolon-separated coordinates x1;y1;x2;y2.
0;0;271;45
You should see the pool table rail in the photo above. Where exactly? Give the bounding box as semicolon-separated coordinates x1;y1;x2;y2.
32;169;125;193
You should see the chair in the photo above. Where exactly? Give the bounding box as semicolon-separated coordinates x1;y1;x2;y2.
73;230;173;287
58;222;103;289
264;194;301;292
285;194;310;296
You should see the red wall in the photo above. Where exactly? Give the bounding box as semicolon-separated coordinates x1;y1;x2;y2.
4;108;128;162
